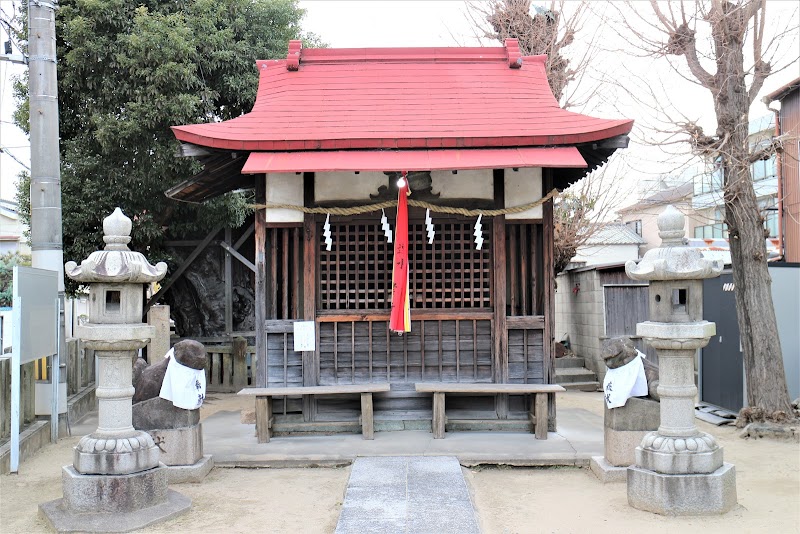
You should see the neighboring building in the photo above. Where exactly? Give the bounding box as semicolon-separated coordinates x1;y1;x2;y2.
555;263;654;382
572;222;645;265
691;114;780;243
618;181;694;254
766;77;800;263
0;199;30;255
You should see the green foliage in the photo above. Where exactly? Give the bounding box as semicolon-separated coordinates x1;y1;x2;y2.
14;0;320;291
14;171;31;244
0;252;32;307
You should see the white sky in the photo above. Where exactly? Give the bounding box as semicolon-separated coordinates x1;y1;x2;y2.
1;0;798;209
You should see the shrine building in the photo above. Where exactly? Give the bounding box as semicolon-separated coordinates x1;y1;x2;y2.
169;39;633;428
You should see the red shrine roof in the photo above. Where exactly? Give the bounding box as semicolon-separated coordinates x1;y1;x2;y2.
168;40;633;202
172;40;633;153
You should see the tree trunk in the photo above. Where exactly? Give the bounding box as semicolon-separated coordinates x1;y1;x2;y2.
714;8;792;414
726;166;791;413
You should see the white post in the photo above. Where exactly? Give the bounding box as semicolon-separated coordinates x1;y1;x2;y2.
10;294;21;473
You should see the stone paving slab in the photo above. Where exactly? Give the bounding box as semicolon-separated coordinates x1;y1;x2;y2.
335;456;479;534
201;406;603;468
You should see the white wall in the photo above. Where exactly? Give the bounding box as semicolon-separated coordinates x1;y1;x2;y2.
430;170;493;199
315;172;387;202
264;173;304;223
504;167;542;219
315;169;496;202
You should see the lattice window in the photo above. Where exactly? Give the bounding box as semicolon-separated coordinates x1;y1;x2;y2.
318;213;492;310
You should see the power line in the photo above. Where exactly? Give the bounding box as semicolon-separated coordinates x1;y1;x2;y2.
0;144;30;170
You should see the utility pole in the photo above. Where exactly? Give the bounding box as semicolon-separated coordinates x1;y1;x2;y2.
28;0;65;444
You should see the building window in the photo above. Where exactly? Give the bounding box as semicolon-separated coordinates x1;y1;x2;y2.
760;197;779;238
626;219;642;236
751;154;776;182
695;158;725;195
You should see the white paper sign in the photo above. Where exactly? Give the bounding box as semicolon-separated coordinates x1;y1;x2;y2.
293;321;316;352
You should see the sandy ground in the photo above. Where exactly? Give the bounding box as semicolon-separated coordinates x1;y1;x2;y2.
1;392;798;534
468;393;800;534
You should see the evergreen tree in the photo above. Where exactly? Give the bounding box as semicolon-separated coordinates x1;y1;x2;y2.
13;0;320;284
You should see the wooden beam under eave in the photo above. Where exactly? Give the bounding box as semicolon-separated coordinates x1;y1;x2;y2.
176;142;214;158
255;175;268;388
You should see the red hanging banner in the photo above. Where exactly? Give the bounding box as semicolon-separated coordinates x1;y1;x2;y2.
390;173;411;333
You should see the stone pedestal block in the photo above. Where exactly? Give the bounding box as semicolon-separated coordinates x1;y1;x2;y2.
39;465;192;533
604;397;660;466
605;429;647;467
627;463;737;515
133;397;200;430
148;425;203;466
605;397;660;431
61;464;167;513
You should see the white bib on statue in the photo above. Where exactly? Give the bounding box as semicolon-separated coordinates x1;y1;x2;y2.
603;350;649;409
159;348;206;410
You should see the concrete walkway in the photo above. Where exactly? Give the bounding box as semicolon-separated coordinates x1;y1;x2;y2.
201;394;604;467
335;456;479;534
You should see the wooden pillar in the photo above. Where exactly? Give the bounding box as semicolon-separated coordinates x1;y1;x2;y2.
432;392;446;439
492;169;509;418
360;392;374;440
542;168;556;431
255;396;273;443
255;175;268;388
302;173;318;420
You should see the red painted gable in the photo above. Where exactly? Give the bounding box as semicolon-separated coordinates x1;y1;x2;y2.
172;40;633;151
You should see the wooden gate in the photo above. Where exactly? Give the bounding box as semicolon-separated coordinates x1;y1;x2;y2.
603;284;657;364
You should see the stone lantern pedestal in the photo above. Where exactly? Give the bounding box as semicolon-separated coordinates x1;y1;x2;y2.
40;208;191;532
625;206;736;515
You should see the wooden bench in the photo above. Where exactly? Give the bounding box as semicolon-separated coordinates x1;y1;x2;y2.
414;383;566;440
238;384;391;443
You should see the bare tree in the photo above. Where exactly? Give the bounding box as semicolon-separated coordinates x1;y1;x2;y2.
468;0;632;276
466;0;598;109
554;161;635;274
615;0;796;416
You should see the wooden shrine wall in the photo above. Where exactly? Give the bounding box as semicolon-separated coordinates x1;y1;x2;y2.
254;172;555;420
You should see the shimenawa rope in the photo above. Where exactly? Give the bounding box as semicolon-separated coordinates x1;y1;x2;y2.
249;188;559;217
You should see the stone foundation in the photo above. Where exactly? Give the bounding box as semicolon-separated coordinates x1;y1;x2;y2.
40;465;192;532
165;454;215;484
589;456;627;483
627;463;737;515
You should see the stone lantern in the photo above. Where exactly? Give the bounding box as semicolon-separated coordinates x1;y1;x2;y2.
625;205;736;515
40;208;190;532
